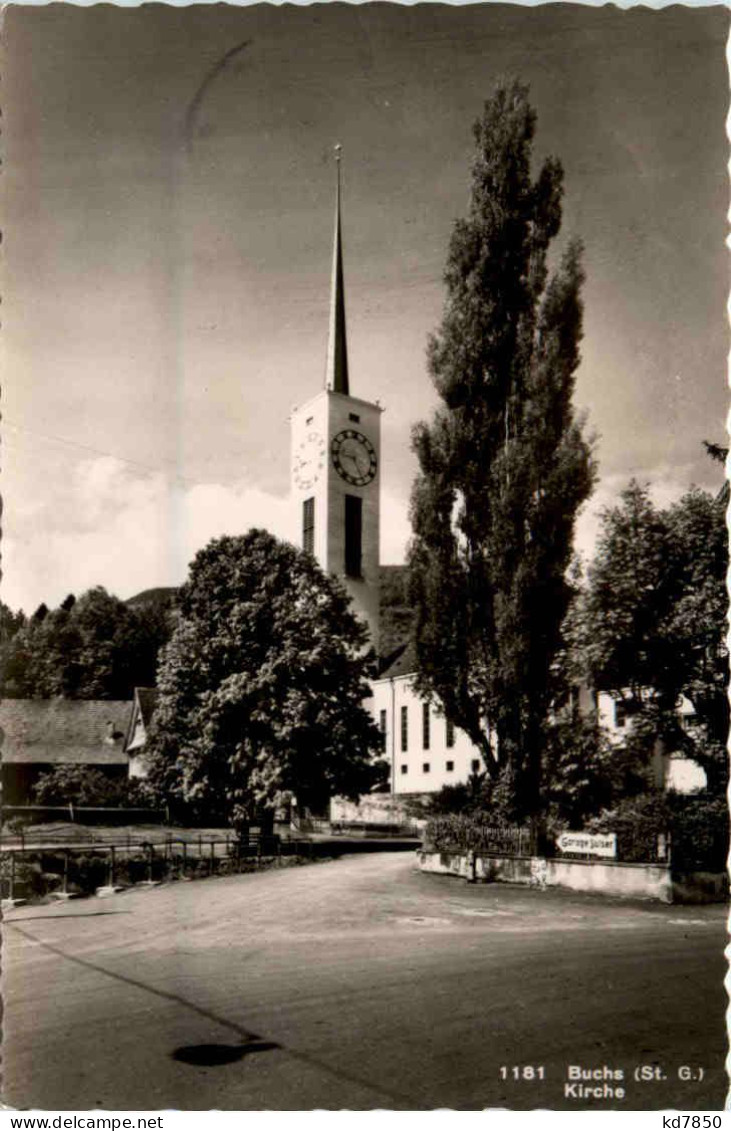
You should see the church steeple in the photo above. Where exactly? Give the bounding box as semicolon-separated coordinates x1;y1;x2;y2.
325;144;349;395
291;147;381;651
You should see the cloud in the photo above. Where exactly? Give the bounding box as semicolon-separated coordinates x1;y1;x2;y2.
574;462;699;563
3;454;296;612
380;487;411;565
4;446;415;612
4;445;711;615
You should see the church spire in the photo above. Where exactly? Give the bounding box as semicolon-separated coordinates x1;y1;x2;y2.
325;144;349;395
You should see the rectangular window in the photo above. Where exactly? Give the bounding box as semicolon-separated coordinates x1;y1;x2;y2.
422;762;430;774
349;412;361;423
302;498;315;555
446;760;454;772
614;701;627;728
422;703;430;750
401;706;408;752
446;719;455;748
344;495;363;578
471;759;481;774
400;764;408;775
379;709;387;752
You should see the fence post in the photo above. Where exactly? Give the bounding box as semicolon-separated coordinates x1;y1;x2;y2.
182;839;187;877
110;846;116;888
10;851;16;901
63;850;69;894
210;839;216;876
147;843;154;882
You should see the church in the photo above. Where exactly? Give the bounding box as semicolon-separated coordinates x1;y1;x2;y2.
289;152;492;803
287;152;706;806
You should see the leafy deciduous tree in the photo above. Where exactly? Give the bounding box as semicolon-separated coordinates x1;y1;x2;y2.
571;480;728;796
0;587;171;700
146;530;383;825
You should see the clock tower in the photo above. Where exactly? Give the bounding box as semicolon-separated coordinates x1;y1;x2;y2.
290;148;382;652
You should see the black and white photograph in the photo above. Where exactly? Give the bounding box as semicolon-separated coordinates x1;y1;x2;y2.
1;0;728;1113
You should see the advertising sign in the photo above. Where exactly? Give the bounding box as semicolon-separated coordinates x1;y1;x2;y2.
556;831;617;858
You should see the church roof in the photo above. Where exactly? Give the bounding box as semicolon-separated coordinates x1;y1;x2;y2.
378;640;417;679
325;145;349;395
0;699;131;765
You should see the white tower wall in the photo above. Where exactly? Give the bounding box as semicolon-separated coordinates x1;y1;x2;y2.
291;388;382;652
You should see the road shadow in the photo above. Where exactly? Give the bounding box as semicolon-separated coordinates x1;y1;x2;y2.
172;1041;280;1066
5;920;419;1106
6;910;131;922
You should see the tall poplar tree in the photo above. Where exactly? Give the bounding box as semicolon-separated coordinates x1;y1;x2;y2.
408;80;594;820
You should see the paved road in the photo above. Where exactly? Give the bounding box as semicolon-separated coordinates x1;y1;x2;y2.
3;853;726;1110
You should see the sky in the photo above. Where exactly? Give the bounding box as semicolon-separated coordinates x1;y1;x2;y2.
3;2;728;613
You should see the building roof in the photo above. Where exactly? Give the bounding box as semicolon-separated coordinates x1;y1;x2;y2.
135;687;158;727
0;699;132;765
124;687;158;753
325;147;349;395
378;640;417;679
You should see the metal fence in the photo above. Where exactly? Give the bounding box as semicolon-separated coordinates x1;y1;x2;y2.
423;817;535;856
0;833;313;901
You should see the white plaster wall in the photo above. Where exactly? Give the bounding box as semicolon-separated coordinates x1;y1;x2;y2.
597;690;707;794
665;756;707;793
290;388;382;652
290;390;331;569
371;674;486;794
325;392;382;652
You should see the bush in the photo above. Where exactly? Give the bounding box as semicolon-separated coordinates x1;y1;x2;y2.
667;793;728;872
583;793;669;862
585;791;729;869
409;767;532;826
32;766;157;808
403;777;485;820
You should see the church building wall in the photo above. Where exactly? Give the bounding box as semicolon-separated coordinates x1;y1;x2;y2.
369;673;484;795
369;678;707;797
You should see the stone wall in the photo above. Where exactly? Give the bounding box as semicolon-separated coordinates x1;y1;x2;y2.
416;849;728;904
330;794;422;830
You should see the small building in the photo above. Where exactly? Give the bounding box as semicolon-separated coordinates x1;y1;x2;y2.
0;698;131;806
597;689;707;793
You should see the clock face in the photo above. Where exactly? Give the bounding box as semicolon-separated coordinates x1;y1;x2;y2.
331;429;378;486
293;430;326;491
